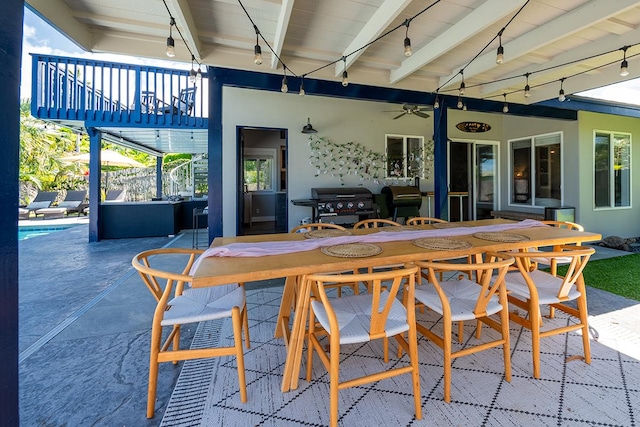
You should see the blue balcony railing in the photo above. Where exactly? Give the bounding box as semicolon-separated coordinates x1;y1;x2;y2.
30;54;207;129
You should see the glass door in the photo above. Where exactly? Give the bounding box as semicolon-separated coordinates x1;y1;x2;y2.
448;141;498;221
475;144;497;219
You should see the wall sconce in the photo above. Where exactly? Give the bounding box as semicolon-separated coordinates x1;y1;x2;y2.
301;118;318;134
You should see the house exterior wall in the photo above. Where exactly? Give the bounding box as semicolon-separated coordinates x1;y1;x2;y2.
576;110;640;238
221;86;434;235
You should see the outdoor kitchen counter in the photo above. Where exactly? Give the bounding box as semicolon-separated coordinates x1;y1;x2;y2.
100;200;207;238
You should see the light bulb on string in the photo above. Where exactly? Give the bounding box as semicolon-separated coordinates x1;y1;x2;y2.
281;75;288;93
502;93;509;113
404;19;412;57
189;55;197;83
524;73;531;98
299;77;305;96
165;18;176;58
253;26;262;65
457;96;463;109
433;95;440;110
341;57;348;87
558;78;566;102
620;46;629;77
458;70;465;95
496;30;504;64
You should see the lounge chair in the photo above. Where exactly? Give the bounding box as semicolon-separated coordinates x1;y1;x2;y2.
105;189;126;202
19;191;59;220
35;190;87;219
161;87;196;116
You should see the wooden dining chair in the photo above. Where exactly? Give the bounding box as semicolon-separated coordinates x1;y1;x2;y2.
406;216;448;225
305;265;422;427
290;222;346;233
409;252;514;402
502;245;595;378
521;220;585;318
353;218;401;228
132;248;250;418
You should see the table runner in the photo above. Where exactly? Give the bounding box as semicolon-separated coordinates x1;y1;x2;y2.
194;220;547;264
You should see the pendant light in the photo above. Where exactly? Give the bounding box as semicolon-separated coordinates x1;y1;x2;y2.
524;73;531;98
404;19;412;57
299;77;305;96
189;55;197;83
502;93;509;113
281;68;288;93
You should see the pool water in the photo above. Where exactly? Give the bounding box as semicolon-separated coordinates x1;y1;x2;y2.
18;226;73;240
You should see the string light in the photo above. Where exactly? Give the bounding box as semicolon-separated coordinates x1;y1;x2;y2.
341;57;349;87
524;73;531;98
166;17;176;57
299;77;305;96
433;93;440;109
620;46;629;77
189;55;197;83
457;96;463;109
502;93;509;113
558;78;566;102
404;19;412;57
281;68;288;93
254;25;263;65
196;65;202;82
496;29;504;64
458;70;465;95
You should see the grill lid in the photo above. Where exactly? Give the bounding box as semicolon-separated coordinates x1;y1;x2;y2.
381;185;422;208
311;187;373;200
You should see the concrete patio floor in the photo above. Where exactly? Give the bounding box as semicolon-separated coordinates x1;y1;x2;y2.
17;222;640;426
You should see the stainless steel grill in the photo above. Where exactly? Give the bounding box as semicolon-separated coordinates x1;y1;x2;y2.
311;187;375;225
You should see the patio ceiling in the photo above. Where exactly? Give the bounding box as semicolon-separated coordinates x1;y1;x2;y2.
26;0;640;105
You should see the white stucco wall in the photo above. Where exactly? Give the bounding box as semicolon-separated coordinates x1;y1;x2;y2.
221;87;435;235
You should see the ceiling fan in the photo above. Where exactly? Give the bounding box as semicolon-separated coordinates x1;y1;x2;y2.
383;104;431;119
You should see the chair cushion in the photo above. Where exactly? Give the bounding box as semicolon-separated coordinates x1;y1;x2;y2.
58;200;82;208
161;284;244;326
311;291;409;344
414;277;503;322
504;270;581;304
27;201;51;210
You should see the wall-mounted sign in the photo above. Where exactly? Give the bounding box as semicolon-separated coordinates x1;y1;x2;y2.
456;122;491;133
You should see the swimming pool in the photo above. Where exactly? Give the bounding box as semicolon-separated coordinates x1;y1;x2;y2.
18;225;75;240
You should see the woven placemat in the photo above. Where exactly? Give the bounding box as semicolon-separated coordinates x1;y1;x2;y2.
473;232;530;242
320;243;382;258
412;237;472;250
379;225;419;232
431;222;464;229
303;229;352;239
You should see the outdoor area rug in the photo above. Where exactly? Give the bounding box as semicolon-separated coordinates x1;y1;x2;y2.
161;287;640;427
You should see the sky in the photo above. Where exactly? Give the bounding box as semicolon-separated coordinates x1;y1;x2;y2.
20;6;640;107
21;7;189;100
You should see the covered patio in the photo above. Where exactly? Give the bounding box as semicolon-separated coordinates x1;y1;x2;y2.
17;223;640;425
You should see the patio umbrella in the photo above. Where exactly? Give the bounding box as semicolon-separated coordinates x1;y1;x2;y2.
60;149;145;192
60;149;145;168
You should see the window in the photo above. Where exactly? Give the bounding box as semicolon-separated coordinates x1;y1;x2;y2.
385;134;425;178
244;148;276;191
509;132;562;207
594;131;631;209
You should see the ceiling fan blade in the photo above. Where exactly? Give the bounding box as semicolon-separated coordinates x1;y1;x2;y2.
414;111;430;118
382;109;404;113
393;112;407;119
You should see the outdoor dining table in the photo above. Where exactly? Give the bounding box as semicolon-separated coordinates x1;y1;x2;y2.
191;218;601;392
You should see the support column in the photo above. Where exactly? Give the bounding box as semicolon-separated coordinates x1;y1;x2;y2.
208;72;223;242
433;104;449;220
87;128;102;242
1;1;23;424
156;155;163;199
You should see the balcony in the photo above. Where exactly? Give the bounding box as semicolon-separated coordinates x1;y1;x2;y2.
30;54;208;130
